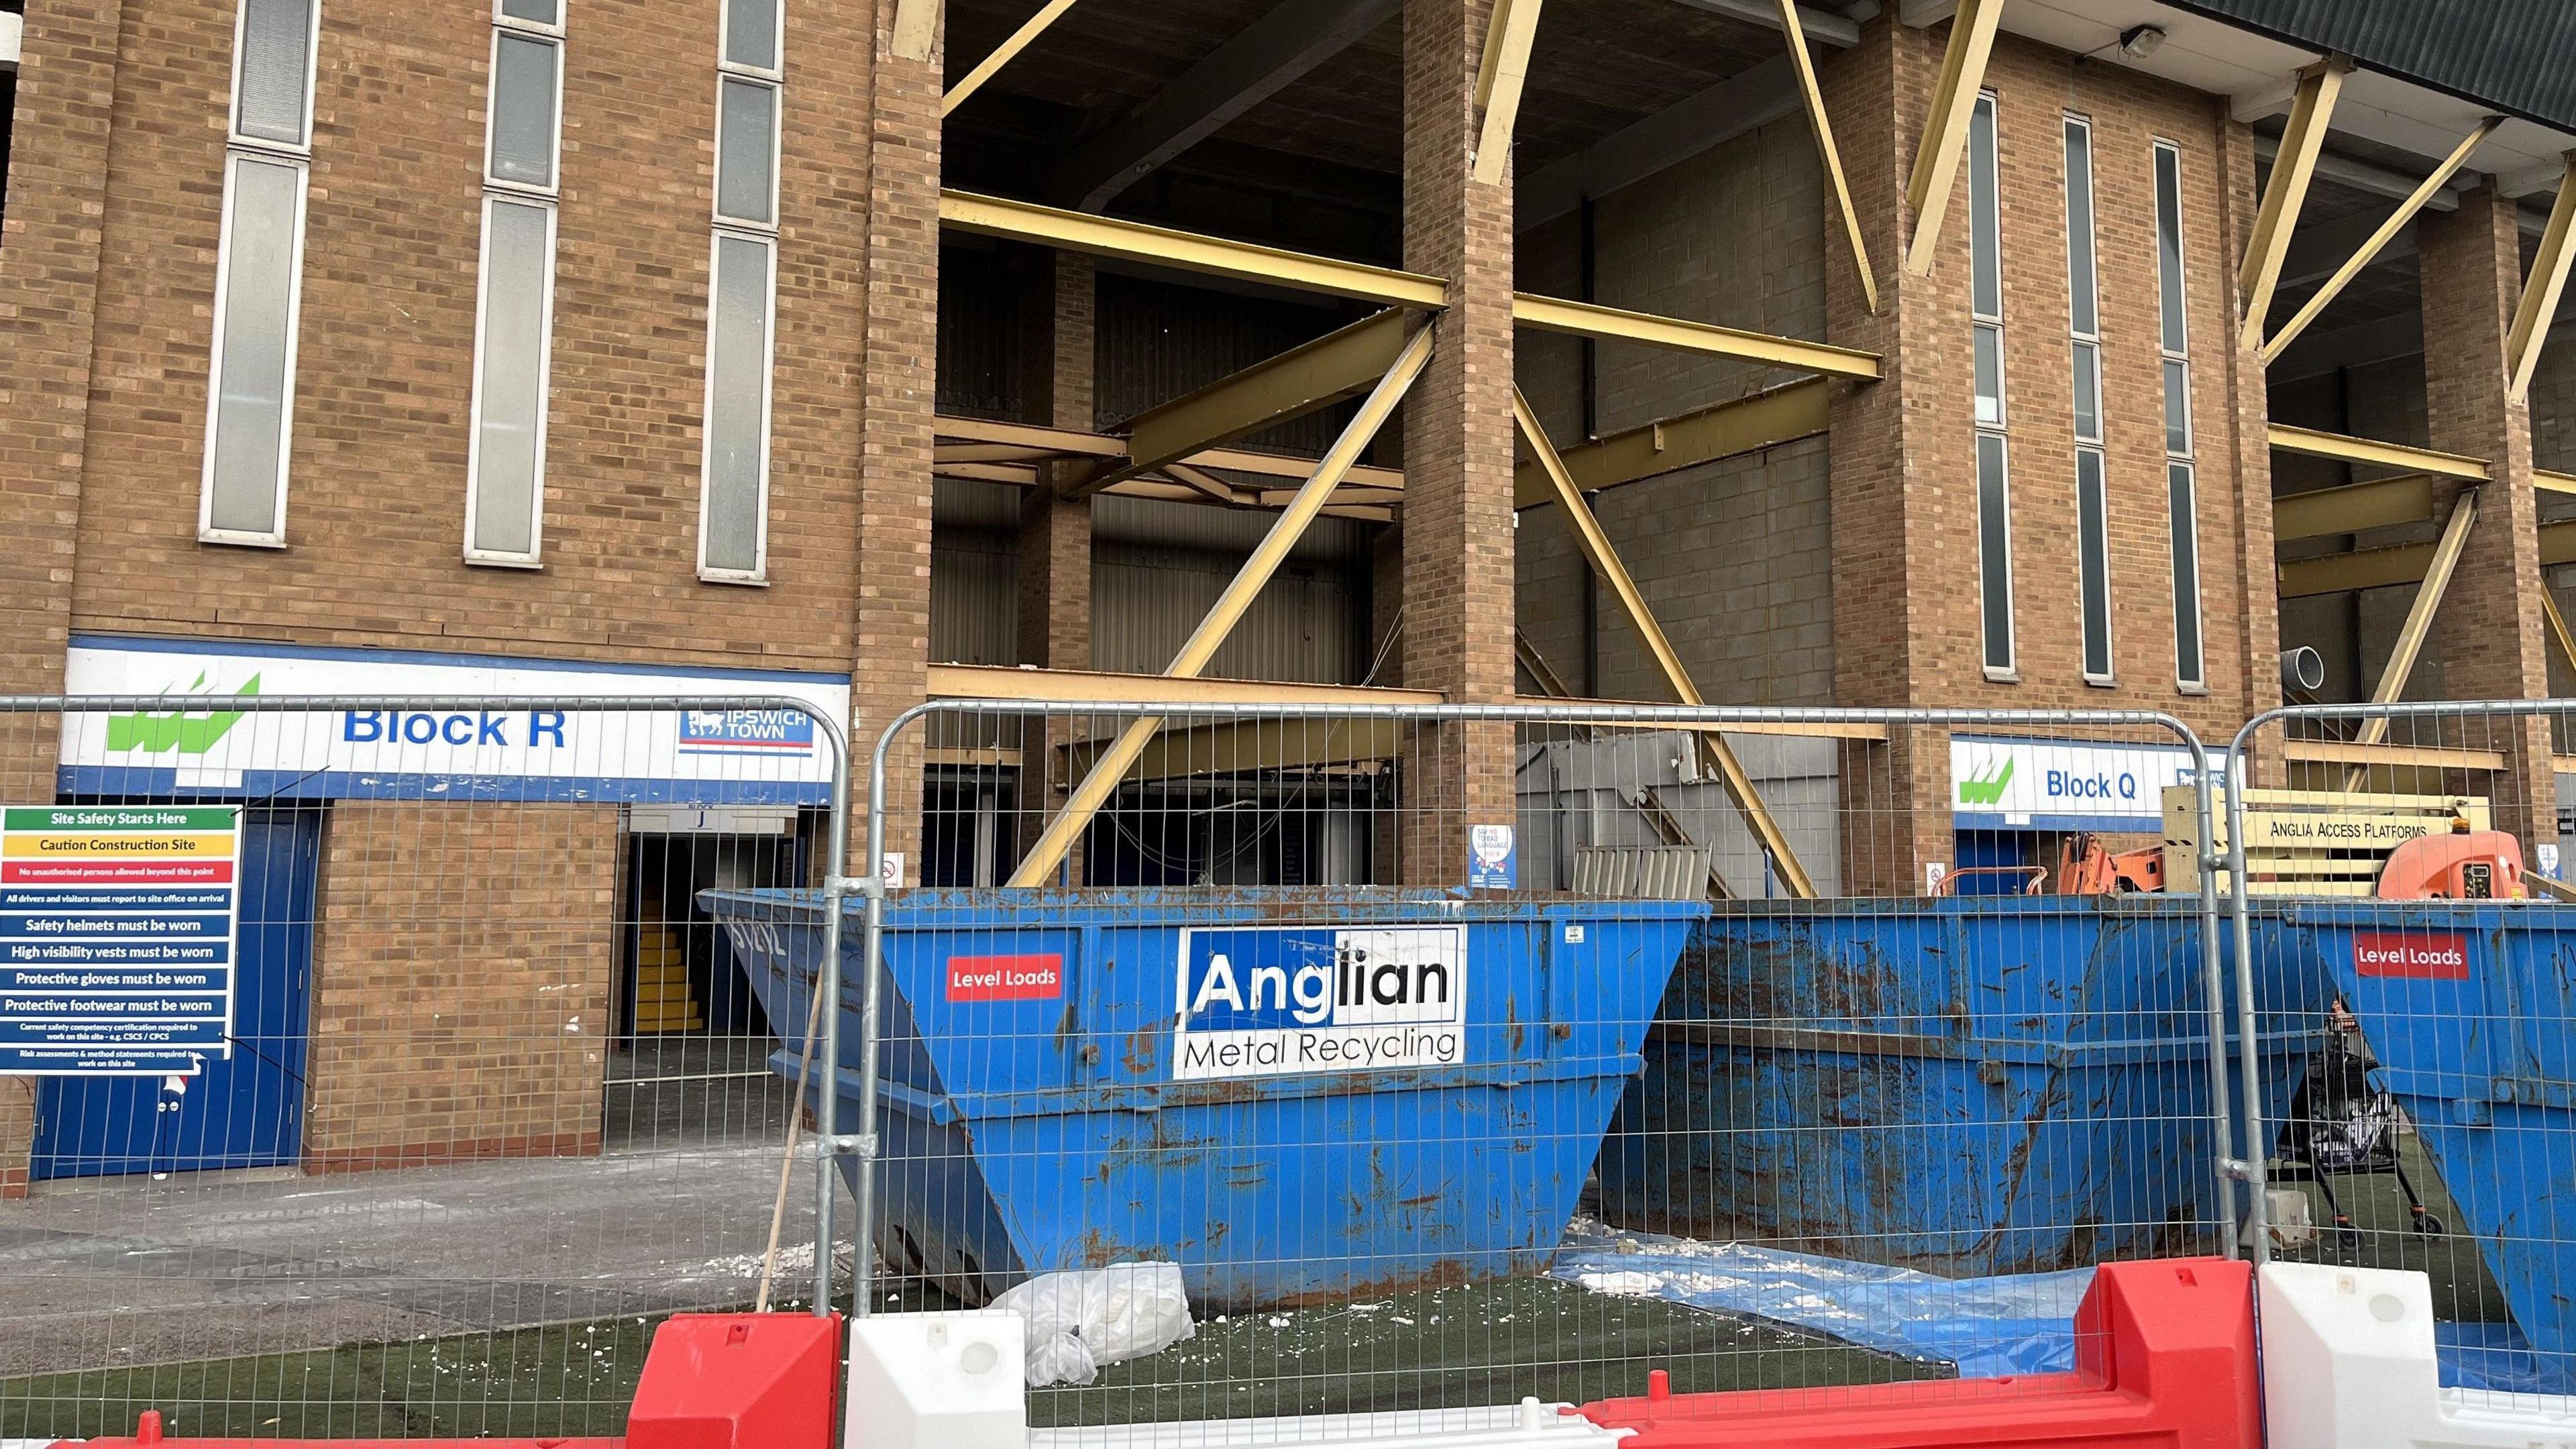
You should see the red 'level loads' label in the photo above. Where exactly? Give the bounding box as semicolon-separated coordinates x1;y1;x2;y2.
2354;931;2469;979
947;954;1063;1002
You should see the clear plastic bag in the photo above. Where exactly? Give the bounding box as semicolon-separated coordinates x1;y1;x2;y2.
991;1260;1196;1387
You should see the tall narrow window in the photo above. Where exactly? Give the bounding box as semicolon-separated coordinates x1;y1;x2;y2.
1970;93;2013;677
464;0;564;565
2065;117;2112;684
202;0;319;546
2155;140;2206;688
700;0;784;582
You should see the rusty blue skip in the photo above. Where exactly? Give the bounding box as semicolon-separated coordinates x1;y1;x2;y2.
700;886;1708;1311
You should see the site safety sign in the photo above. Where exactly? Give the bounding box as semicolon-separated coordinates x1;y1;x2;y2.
0;804;240;1075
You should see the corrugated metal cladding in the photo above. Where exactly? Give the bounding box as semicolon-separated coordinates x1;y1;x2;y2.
1096;274;1367;449
2164;0;2576;133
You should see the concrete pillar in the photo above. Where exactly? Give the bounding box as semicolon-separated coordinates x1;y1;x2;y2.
849;0;944;873
1818;16;1951;895
2417;184;2559;852
1397;0;1517;885
0;0;127;1196
1016;254;1093;879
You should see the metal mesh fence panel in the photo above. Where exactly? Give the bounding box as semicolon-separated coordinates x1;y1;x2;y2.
2229;698;2576;1407
0;695;846;1441
793;700;2241;1438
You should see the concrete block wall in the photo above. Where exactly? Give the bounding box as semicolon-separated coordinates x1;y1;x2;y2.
303;802;621;1169
1512;115;1834;708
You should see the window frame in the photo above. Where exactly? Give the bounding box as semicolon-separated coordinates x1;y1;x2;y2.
2153;137;2208;690
718;0;786;79
696;227;780;585
461;193;559;568
492;0;565;38
225;0;322;154
198;151;311;549
2065;113;2112;685
712;72;783;231
481;23;565;197
1968;89;2015;680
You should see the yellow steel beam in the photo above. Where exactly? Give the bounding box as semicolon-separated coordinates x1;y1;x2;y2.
1470;0;1546;186
943;0;1080;115
2239;57;2349;352
892;0;939;60
2540;470;2576;497
1515;388;1819;898
2267;423;2489;481
1514;378;1829;508
1009;328;1435;885
935;415;1126;455
1512;293;1882;379
1060;715;1401;783
1902;0;2003;278
1081;309;1407;495
2508;154;2576;404
1778;0;1876;313
2544;587;2576;678
2278;540;2435;597
2261;117;2499;364
928;663;1442;706
2346;488;2478;782
941;191;1451;309
1186;445;1402;489
2271;474;2436;543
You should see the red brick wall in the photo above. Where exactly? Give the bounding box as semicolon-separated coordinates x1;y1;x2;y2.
58;0;875;672
303;801;621;1168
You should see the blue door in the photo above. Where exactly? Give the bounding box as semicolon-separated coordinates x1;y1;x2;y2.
32;808;321;1179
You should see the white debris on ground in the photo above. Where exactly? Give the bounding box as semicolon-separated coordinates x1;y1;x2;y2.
995;1262;1197;1387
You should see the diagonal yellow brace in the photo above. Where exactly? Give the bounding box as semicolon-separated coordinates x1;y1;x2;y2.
1008;327;1434;886
2343;486;2477;790
2239;56;2349;353
1471;0;1546;186
2262;117;2498;364
2544;588;2576;678
1902;0;2004;278
1514;388;1818;898
892;0;940;60
1778;0;1876;313
944;0;1081;115
2508;154;2576;405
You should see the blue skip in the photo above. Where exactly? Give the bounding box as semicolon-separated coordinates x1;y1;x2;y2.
702;887;1707;1310
1597;897;2323;1276
2304;903;2576;1369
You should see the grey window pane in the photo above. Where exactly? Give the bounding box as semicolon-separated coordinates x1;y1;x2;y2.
2164;358;2191;454
235;0;314;145
2072;340;2100;443
703;235;774;575
471;201;553;557
2065;121;2097;337
1974;324;2005;427
2078;448;2112;678
1970;96;2002;320
1977;432;2013;672
2156;146;2188;355
501;0;562;24
725;0;780;71
207;158;304;537
717;78;777;225
489;34;559;188
2170;462;2204;684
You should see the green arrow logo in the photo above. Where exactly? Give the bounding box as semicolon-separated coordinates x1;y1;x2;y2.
105;672;262;755
1957;755;2015;807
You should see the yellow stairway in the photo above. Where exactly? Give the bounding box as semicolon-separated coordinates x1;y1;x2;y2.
632;918;705;1033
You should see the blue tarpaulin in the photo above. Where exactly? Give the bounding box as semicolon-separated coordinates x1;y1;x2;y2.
1549;1222;2547;1391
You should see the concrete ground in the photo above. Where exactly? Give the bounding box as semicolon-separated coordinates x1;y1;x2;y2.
0;1038;823;1379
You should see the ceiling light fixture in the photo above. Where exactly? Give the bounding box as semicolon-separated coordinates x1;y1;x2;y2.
2119;24;2167;60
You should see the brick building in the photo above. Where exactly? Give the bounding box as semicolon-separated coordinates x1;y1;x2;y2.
0;0;2571;1185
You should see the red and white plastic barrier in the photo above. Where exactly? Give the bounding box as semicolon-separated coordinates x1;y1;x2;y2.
2259;1260;2576;1449
1574;1257;2261;1448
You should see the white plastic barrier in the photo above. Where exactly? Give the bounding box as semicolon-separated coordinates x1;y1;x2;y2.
849;1309;1028;1449
2259;1261;2576;1449
1032;1401;1627;1446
